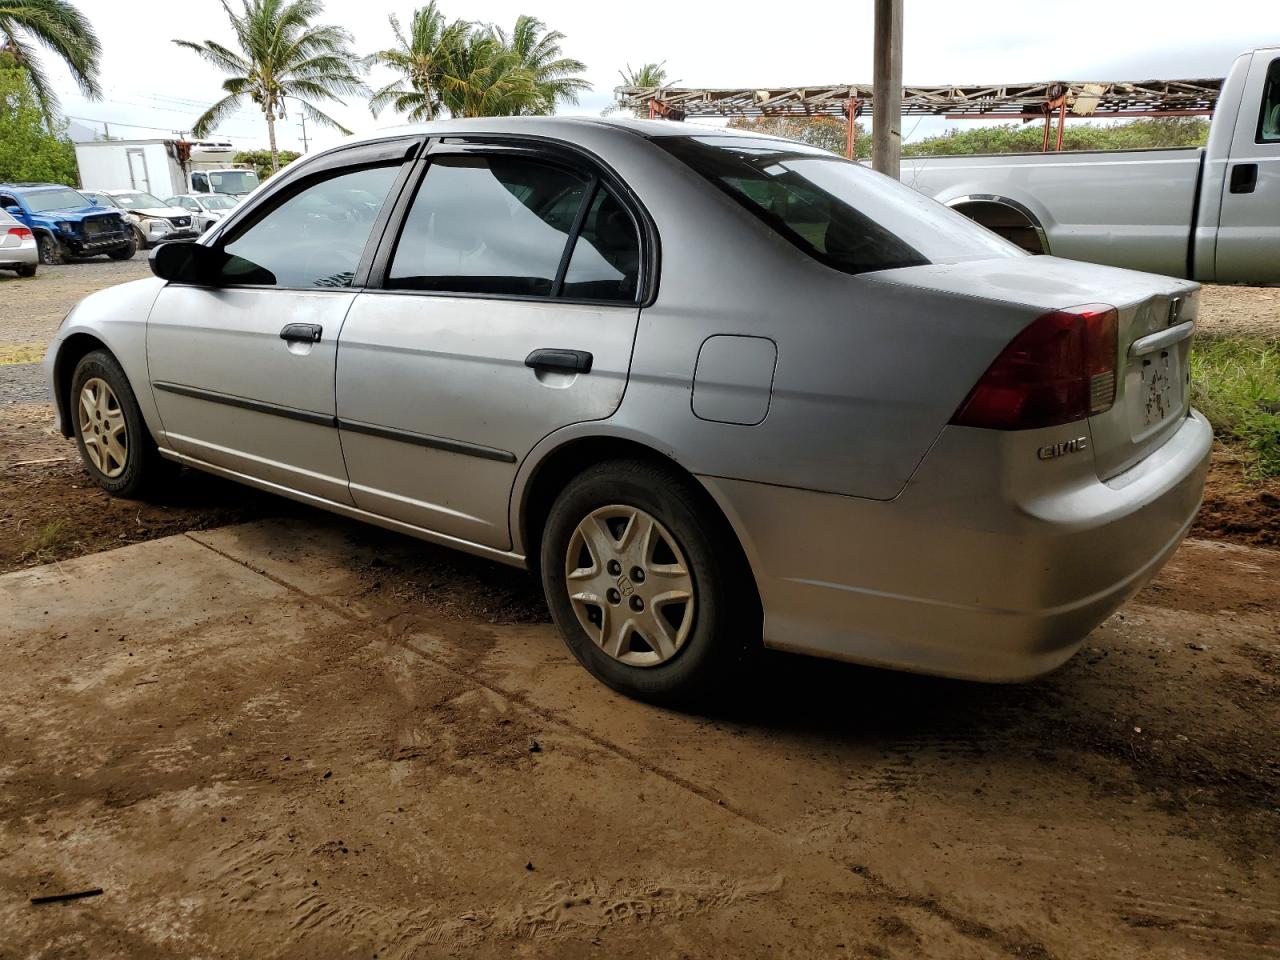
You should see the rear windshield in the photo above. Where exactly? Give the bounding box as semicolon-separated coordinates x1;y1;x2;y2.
655;135;1021;274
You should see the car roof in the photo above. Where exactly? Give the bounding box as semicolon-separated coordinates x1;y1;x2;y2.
0;182;79;191
331;115;756;150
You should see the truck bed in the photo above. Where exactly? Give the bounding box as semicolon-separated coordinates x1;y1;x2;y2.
900;146;1204;277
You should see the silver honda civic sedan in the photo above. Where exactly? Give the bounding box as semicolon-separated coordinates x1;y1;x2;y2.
45;117;1211;702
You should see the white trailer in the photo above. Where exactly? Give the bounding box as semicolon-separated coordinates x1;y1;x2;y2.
73;139;261;198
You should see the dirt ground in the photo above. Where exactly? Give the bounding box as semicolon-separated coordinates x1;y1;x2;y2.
0;261;1277;958
2;516;1277;959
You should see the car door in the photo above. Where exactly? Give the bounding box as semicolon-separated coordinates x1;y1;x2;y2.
146;137;421;504
336;140;648;550
1215;50;1280;283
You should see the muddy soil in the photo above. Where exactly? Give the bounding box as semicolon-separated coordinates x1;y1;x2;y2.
1;517;1276;959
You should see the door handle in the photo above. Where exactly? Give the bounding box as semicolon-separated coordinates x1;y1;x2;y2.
280;323;322;344
524;348;593;374
1229;163;1258;194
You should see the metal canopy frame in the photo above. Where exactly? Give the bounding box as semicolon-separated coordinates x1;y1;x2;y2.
615;76;1223;157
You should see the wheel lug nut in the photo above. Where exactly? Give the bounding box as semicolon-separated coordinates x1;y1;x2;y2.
629;596;644;612
630;567;645;583
606;588;621;605
607;560;621;576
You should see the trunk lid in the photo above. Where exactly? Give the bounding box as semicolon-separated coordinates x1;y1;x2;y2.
869;255;1199;478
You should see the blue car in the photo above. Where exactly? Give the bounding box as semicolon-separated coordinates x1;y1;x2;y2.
0;182;135;264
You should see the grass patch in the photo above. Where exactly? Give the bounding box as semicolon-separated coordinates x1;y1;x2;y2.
22;518;72;563
1191;335;1280;479
0;343;44;365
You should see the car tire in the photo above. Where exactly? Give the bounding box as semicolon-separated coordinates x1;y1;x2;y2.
540;458;760;705
132;226;149;250
108;237;138;260
16;262;36;278
69;349;165;498
37;233;62;265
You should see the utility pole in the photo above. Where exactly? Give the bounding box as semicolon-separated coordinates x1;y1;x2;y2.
298;113;309;153
872;0;903;178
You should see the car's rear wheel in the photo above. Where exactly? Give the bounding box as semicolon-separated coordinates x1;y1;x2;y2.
540;459;759;704
108;237;138;260
70;350;163;498
16;262;36;278
37;233;61;265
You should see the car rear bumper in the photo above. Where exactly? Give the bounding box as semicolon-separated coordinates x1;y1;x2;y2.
699;409;1212;681
0;243;37;268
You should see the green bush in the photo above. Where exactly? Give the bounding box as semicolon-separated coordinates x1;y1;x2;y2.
0;62;78;185
234;149;301;181
1191;335;1280;478
903;117;1209;157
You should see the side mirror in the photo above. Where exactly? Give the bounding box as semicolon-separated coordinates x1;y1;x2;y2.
4;205;23;217
149;240;213;283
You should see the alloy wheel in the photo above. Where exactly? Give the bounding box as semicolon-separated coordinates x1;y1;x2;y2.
77;377;128;478
564;505;696;667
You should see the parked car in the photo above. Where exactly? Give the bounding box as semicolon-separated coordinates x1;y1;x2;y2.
45;118;1211;703
0;208;38;277
84;189;200;249
901;46;1280;284
0;182;134;264
163;192;240;233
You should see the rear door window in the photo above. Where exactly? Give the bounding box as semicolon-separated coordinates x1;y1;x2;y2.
1258;58;1280;143
561;186;641;301
387;155;589;297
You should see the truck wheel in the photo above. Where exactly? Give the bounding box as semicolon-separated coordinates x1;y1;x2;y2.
16;263;37;278
540;458;760;705
108;237;138;260
37;234;62;265
69;349;165;498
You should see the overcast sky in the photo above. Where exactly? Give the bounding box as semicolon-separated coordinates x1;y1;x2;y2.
47;0;1276;151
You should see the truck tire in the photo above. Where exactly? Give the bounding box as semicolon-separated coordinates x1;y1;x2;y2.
108;236;138;260
37;233;62;265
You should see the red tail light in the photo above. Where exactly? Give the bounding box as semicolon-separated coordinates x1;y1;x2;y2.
950;303;1118;430
6;226;32;239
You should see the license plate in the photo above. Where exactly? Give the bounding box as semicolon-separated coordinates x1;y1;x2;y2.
84;219;101;236
1141;350;1179;427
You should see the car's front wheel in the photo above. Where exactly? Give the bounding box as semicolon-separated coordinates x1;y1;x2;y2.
540;459;759;704
70;349;163;498
108;237;138;260
37;233;62;265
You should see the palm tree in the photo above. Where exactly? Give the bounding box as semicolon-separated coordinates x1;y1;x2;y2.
366;2;468;122
433;29;532;119
619;61;668;89
0;0;101;120
175;0;366;174
491;15;588;115
610;62;670;116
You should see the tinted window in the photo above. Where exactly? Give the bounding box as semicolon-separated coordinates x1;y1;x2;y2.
219;165;399;288
1258;58;1280;143
656;135;1020;274
562;187;640;301
388;155;588;296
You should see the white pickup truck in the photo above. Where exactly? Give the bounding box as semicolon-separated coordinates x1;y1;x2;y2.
900;47;1279;285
